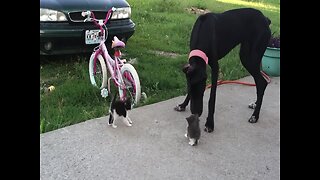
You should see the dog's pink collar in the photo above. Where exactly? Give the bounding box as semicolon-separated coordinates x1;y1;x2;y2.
188;49;208;65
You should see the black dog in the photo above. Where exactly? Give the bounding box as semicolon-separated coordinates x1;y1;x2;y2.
174;8;271;133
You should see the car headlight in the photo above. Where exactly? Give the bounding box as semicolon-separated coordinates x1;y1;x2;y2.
111;7;131;19
40;8;67;22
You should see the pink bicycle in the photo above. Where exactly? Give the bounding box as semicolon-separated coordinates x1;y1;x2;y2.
82;7;141;106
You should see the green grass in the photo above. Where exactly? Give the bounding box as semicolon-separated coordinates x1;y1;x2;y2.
40;0;280;133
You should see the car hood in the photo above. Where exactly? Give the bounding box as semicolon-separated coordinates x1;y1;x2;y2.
40;0;129;12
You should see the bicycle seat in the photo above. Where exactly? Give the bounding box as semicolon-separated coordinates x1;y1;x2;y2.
111;36;125;49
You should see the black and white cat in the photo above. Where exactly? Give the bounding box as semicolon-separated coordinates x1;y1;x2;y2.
185;114;201;146
108;93;133;128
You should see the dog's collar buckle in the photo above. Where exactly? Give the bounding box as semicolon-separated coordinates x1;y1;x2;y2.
188;49;208;65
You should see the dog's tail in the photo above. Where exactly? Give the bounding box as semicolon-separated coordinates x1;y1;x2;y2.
265;16;271;26
199;13;208;21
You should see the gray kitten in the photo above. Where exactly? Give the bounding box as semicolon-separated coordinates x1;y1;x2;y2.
185;114;201;146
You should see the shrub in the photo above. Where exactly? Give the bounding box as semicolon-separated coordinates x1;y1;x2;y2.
268;33;280;48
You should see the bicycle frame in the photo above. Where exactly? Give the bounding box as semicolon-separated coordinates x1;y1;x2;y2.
85;8;136;101
92;40;127;100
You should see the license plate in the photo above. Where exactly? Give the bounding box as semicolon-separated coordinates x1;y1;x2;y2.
85;30;105;44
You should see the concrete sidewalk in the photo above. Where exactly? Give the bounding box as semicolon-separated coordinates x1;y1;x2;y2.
40;76;280;180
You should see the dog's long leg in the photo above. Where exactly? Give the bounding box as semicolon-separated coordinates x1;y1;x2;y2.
205;61;219;133
175;93;190;111
249;31;270;123
240;34;269;123
240;42;259;112
250;71;268;123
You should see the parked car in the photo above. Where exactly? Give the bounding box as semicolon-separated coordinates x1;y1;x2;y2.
40;0;135;55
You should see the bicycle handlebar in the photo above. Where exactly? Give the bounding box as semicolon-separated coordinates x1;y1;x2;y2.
82;7;115;34
81;11;91;17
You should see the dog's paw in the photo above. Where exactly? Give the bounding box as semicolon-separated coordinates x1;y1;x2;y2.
112;124;117;128
248;102;256;109
185;133;188;138
204;126;214;133
127;123;132;127
174;105;186;112
248;116;258;123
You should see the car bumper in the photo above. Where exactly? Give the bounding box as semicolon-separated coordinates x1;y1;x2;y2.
40;19;135;55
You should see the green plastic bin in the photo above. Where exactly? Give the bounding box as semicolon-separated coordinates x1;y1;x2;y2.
262;47;280;76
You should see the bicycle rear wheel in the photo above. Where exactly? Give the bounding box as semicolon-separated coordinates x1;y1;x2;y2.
120;64;141;106
89;53;108;89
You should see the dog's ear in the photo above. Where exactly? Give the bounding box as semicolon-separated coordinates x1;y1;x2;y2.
182;63;195;74
182;63;190;74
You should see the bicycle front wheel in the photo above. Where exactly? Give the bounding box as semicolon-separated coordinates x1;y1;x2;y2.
89;53;108;89
121;64;141;106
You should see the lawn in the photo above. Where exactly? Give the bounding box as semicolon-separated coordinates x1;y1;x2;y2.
40;0;280;133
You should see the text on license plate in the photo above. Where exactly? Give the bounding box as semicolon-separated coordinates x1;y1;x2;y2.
85;30;105;45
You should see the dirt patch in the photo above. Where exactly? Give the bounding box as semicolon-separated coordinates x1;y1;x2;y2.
186;7;211;15
150;50;182;58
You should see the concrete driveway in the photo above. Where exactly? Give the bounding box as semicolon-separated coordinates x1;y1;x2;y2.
40;76;280;180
